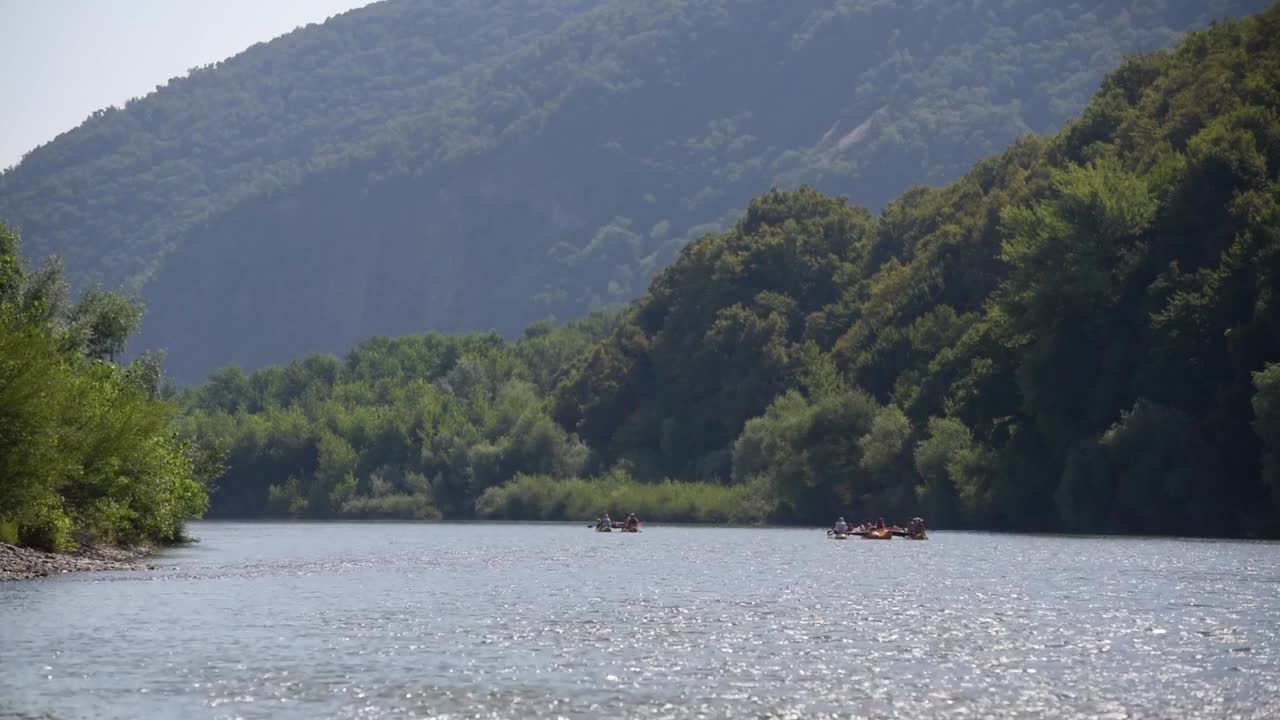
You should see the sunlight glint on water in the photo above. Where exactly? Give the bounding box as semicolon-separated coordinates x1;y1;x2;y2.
1;522;1278;719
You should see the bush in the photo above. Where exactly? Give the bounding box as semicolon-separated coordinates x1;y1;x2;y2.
1;301;207;550
475;471;772;524
339;494;442;520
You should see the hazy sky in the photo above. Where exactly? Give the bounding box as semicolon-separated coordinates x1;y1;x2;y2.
0;0;375;169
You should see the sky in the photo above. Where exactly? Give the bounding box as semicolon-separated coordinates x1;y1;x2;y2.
0;0;375;170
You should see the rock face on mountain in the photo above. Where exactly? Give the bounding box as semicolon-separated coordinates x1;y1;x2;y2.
1;0;1269;383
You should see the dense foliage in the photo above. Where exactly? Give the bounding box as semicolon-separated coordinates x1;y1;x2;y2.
552;6;1280;536
0;225;207;550
172;312;663;519
172;310;775;523
45;4;1279;537
176;5;1280;536
2;0;1268;383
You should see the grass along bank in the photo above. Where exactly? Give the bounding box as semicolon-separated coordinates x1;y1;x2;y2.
475;470;773;523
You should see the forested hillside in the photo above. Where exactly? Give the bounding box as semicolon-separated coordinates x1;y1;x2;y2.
2;0;1268;383
553;3;1280;535
178;6;1280;536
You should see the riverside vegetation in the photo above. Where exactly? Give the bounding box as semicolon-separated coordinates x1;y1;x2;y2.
0;224;210;552
3;5;1280;549
172;8;1280;537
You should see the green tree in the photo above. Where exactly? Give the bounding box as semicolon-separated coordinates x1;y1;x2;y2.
1253;363;1280;514
0;224;207;549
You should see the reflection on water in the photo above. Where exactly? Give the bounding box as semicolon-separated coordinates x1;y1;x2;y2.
2;522;1278;719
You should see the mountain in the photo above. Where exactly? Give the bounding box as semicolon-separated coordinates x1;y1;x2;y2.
551;3;1280;535
1;0;1270;383
173;4;1280;536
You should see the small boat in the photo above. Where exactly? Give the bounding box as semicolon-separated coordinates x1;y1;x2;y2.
829;532;848;540
904;518;928;540
862;528;893;540
589;520;638;532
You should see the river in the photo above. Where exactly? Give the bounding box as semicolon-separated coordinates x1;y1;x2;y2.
1;522;1277;719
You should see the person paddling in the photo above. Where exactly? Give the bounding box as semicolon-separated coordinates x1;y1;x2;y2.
908;516;928;538
624;512;640;531
599;512;612;530
833;517;849;534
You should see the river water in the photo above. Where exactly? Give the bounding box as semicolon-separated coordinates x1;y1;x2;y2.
1;522;1277;719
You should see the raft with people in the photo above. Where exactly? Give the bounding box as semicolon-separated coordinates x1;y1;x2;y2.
589;512;642;533
903;517;928;540
828;516;928;540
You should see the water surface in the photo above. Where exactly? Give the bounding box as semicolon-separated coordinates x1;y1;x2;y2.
2;522;1277;719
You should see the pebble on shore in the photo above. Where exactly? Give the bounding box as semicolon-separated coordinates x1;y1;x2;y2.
0;542;154;581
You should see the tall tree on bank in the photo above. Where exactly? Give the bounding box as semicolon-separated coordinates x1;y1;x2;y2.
0;224;207;550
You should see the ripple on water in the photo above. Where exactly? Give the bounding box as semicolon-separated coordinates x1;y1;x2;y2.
1;524;1278;719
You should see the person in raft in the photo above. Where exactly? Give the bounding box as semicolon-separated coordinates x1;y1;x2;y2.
833;517;850;534
598;513;612;530
624;513;640;531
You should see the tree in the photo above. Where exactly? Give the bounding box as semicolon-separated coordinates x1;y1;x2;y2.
1253;364;1280;514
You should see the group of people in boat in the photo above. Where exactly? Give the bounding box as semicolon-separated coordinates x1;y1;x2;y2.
593;512;641;532
830;516;928;539
587;511;923;537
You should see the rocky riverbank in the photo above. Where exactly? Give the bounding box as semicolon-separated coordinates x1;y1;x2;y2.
0;542;155;581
